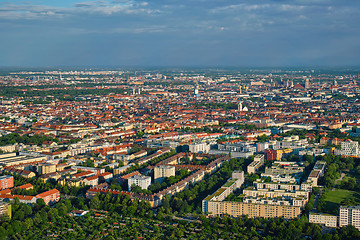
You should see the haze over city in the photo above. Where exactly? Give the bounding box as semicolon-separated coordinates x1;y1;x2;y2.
1;0;360;67
2;1;360;239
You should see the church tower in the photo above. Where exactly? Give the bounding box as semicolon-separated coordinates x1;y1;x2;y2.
238;101;243;111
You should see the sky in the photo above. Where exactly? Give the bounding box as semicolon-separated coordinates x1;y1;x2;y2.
0;0;359;68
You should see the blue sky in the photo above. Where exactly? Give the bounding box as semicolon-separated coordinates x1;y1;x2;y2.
0;0;359;67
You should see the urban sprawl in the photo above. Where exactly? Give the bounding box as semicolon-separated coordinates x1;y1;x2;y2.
0;68;360;239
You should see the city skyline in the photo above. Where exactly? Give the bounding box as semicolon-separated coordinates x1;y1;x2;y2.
1;0;360;68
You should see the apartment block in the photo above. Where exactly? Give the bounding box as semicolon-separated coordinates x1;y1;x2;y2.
84;175;99;186
35;189;60;205
128;175;151;190
0;201;11;219
189;143;210;153
309;213;337;228
247;154;264;174
255;180;301;191
337;140;360;157
0;175;14;190
243;195;307;207
339;205;360;230
204;201;301;219
242;188;309;207
154;165;175;182
256;142;269;153
264;149;277;161
307;161;326;187
262;161;304;183
38;163;57;175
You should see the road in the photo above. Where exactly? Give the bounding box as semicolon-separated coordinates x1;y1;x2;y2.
311;187;323;213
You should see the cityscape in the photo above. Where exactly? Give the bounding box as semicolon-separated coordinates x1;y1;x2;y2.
1;0;360;239
0;68;359;239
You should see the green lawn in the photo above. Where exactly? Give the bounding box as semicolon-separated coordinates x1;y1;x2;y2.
323;189;360;214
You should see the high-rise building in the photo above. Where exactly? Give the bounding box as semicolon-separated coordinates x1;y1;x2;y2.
189;143;210;153
256;142;269;153
0;175;14;190
305;78;310;89
128;175;151;190
340;140;359;157
264;149;277;161
154;165;175;182
0;202;11;219
339;205;360;230
247;154;264;174
38;164;56;175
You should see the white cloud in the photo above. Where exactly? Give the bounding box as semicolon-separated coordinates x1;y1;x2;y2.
280;4;305;11
67;25;168;34
0;0;159;20
0;4;66;20
210;3;271;13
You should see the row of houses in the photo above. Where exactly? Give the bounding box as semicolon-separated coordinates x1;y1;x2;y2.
86;154;230;207
0;188;60;205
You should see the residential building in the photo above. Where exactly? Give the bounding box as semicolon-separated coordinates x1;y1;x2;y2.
203;201;301;219
203;171;244;203
336;140;360;157
309;213;337;228
0;201;11;219
35;189;60;205
247;154;264;174
339;205;360;230
262;161;304;183
0;144;17;153
0;194;37;204
84;175;99;186
189;143;210;153
128;175;151;190
212;142;256;158
4;168;36;178
113;164;134;175
0;175;14;190
265;149;277;161
255;180;301;191
154;165;175;182
38;163;56;175
242;188;309;207
307;161;326;187
257;142;269;153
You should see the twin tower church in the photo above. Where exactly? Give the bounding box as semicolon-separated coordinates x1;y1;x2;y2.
238;101;248;112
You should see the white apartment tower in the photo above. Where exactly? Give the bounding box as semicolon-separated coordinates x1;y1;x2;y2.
339;205;360;230
128;175;151;190
154;165;175;182
341;140;359;157
189;143;210;153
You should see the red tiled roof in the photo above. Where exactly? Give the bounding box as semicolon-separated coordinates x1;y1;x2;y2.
99;172;112;177
121;171;140;180
85;175;99;181
35;189;59;198
16;183;34;189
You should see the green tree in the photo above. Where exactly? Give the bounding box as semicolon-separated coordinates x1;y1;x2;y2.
89;196;101;209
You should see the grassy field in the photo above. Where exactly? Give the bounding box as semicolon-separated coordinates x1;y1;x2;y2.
323;188;360;214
